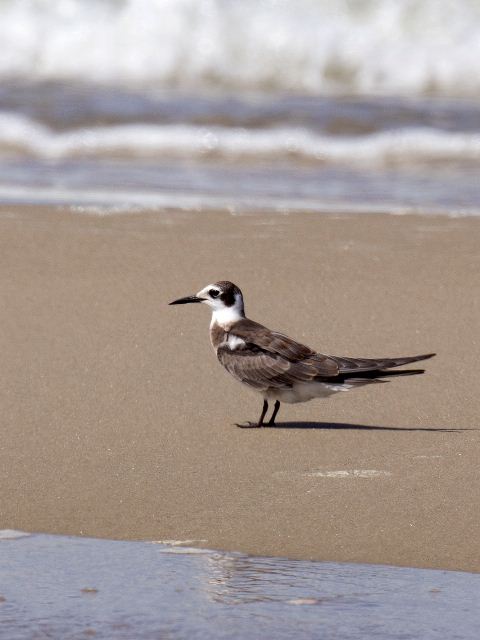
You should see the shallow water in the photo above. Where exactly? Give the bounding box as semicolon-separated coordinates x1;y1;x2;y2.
3;157;480;216
1;531;479;639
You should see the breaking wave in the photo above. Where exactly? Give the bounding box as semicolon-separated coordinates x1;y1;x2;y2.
2;0;480;96
2;112;480;165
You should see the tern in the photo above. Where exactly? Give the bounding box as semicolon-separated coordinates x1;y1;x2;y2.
170;281;435;427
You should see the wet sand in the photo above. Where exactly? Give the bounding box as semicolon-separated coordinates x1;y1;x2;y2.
1;205;479;572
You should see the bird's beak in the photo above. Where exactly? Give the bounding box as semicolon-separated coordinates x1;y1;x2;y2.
169;295;204;305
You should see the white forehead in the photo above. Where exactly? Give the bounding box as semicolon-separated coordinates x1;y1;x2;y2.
196;283;220;297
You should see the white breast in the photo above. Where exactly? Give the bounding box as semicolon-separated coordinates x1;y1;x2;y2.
227;334;246;350
216;332;246;351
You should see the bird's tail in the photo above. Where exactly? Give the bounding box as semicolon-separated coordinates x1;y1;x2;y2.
330;352;435;384
337;368;430;387
333;352;436;374
373;353;436;370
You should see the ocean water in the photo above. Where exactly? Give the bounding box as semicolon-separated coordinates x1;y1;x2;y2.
1;531;480;640
2;0;480;96
0;0;480;215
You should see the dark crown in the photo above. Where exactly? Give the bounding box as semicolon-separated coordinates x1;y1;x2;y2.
213;281;243;307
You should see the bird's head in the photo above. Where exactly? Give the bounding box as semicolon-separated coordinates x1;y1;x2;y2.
170;281;245;324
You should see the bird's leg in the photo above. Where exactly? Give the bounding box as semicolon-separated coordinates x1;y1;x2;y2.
257;399;269;427
267;400;281;426
236;400;269;428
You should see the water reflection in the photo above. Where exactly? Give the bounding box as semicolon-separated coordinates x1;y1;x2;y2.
1;533;479;639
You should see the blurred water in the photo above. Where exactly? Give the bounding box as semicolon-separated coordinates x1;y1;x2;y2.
2;157;480;216
2;0;480;97
0;85;480;215
1;532;479;639
1;2;480;215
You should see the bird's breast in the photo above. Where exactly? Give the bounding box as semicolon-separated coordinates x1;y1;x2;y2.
210;322;246;352
224;334;247;350
210;322;226;350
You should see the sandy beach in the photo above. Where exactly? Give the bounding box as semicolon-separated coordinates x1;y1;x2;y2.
1;205;479;573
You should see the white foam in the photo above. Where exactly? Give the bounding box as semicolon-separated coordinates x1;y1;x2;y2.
1;0;480;96
0;529;31;540
0;184;477;218
158;547;214;555
2;112;480;166
304;470;392;478
151;539;207;546
288;598;320;606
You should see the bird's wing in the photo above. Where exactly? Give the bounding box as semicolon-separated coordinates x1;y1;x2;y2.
216;319;339;390
330;353;435;374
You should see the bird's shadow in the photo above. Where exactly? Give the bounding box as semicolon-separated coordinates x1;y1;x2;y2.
237;421;470;433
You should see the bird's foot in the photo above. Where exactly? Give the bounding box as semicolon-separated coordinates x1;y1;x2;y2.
235;421;264;429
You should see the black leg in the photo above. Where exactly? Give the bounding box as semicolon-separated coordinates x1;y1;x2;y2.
257;399;269;427
236;400;269;428
267;400;281;426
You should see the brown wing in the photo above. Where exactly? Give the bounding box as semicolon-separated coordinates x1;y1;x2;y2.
216;319;339;390
331;353;436;374
217;319;435;389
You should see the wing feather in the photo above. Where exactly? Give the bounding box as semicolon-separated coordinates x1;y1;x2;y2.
216;319;339;390
215;318;434;390
331;353;435;374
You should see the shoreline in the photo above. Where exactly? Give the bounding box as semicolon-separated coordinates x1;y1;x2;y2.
3;532;480;639
1;205;479;573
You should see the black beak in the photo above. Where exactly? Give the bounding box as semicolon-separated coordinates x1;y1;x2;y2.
169;295;204;305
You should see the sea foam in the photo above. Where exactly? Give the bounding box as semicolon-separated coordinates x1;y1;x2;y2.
1;0;480;96
1;112;480;165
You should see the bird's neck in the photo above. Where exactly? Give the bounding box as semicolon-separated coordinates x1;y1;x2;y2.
210;305;245;330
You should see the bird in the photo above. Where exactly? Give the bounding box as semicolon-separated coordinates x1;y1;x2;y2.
169;281;435;428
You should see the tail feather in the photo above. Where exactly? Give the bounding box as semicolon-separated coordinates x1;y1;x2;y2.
341;368;427;383
332;352;436;375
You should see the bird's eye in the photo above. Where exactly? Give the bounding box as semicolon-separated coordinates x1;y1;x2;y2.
209;289;220;298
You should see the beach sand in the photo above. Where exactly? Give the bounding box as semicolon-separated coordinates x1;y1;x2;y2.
1;205;479;572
